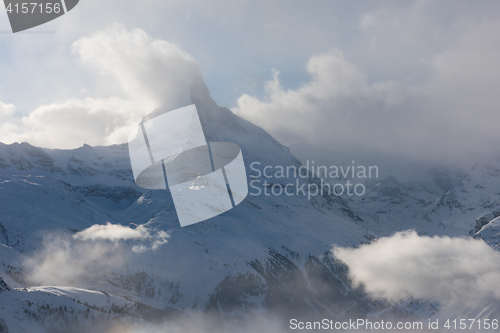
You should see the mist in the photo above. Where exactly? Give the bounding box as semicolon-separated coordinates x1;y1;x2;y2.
25;223;169;287
334;231;500;307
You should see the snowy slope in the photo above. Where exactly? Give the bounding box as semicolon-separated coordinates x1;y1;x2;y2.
474;217;500;250
0;77;383;331
429;161;500;236
1;76;500;331
0;276;144;333
342;160;500;238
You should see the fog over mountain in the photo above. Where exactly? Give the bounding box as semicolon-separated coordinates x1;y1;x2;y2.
1;55;500;331
0;17;500;333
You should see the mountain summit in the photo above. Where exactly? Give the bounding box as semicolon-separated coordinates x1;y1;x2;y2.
0;78;378;331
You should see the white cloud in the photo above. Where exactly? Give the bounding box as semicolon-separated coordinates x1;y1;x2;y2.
233;50;410;155
27;235;124;286
232;16;500;162
0;101;16;118
10;97;146;148
75;222;150;241
72;22;200;109
0;101;19;139
334;231;500;305
74;222;170;253
0;23;201;149
1;4;499;162
27;223;170;286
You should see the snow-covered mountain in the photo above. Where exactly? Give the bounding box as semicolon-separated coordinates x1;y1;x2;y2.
1;77;500;332
291;143;500;238
0;78;389;332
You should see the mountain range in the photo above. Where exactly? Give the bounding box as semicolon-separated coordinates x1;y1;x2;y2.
0;77;499;332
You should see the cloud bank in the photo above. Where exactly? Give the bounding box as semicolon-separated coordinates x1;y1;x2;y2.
233;51;409;152
233;17;500;163
334;231;500;305
73;23;200;109
0;23;200;149
27;222;169;286
1;2;500;164
74;222;170;253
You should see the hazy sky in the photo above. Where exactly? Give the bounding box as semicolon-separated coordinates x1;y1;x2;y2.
0;0;499;163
